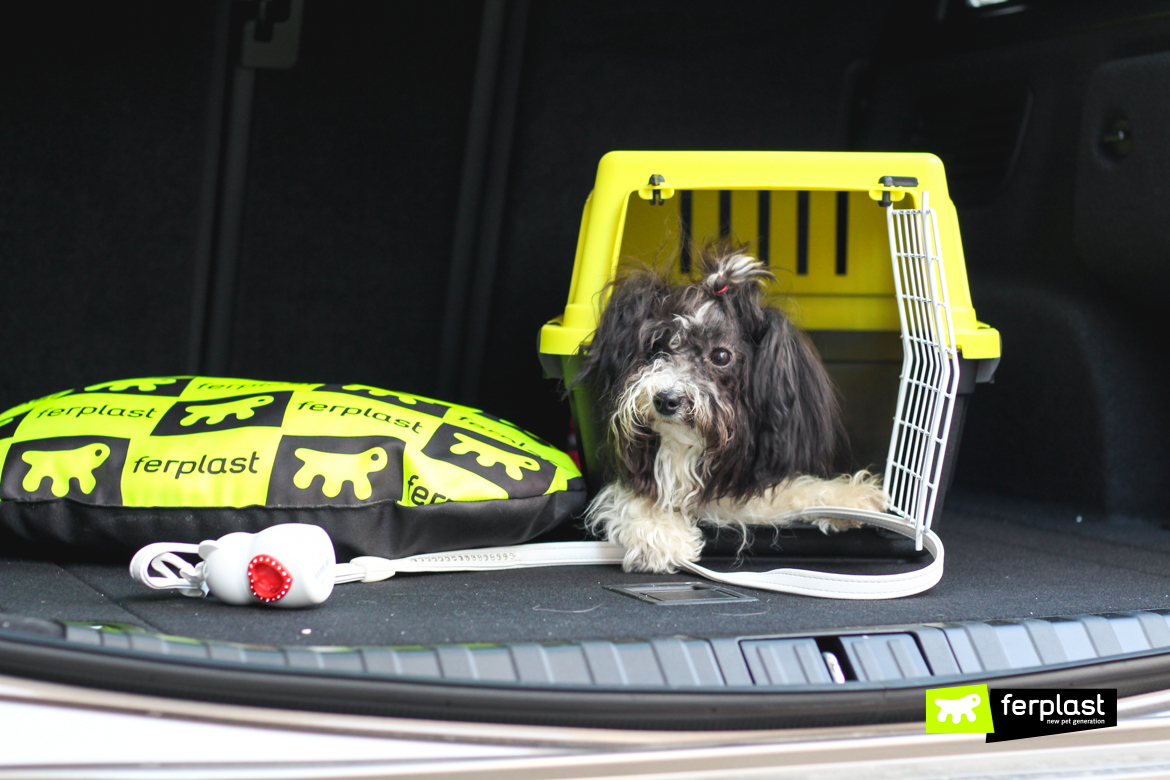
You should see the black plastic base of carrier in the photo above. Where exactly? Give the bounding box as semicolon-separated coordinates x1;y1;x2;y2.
0;487;587;562
701;523;925;560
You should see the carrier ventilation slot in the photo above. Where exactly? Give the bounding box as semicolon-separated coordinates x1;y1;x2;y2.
757;191;771;262
796;191;810;274
679;190;693;273
836;191;849;275
669;189;856;278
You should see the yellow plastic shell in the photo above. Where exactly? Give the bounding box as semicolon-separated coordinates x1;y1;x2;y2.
540;151;1000;360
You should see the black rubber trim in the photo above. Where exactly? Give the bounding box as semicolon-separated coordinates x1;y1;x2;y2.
438;0;529;404
2;631;1170;730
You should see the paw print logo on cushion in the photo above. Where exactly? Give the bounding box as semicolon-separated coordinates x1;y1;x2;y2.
292;446;388;500
266;435;404;506
1;436;130;504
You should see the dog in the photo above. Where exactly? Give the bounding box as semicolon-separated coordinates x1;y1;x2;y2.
575;245;887;573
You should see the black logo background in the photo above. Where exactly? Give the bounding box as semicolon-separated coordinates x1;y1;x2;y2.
421;424;555;499
313;385;451;419
266;434;405;506
986;688;1117;743
71;377;194;397
151;391;293;436
0;411;28;441
1;435;129;504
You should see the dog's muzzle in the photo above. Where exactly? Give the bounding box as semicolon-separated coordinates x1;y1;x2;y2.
653;389;684;417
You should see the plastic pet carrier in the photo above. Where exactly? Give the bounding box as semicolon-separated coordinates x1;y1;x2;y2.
539;151;1001;557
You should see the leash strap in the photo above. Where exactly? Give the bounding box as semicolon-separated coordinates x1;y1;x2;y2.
128;542;209;597
338;507;943;600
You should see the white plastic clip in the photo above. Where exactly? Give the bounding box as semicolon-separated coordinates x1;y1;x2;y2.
129;524;338;608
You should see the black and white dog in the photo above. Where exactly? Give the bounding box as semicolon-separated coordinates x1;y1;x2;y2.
576;246;886;573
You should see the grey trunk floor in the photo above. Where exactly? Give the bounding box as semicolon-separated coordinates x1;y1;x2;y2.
4;500;1170;648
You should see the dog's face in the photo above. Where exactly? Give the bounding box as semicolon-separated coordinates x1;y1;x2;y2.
578;249;841;508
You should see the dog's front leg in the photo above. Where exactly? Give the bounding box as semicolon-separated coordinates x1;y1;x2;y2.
703;472;887;533
585;484;703;573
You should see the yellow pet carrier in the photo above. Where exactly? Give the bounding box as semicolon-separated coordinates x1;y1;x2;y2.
539;151;1001;570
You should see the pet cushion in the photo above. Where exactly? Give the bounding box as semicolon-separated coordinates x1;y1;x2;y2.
0;376;585;559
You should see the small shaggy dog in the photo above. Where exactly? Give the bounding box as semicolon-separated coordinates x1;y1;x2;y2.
576;246;886;573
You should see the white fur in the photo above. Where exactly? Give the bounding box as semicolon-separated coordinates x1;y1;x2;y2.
707;253;768;289
587;484;704;573
700;472;885;533
588;469;885;573
611;355;727;446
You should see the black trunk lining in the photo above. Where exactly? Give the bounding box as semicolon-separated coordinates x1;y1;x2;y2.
3;503;1170;648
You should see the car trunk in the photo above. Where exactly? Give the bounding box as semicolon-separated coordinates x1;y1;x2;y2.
3;0;1170;730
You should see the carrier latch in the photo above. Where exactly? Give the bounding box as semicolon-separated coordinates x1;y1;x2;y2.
638;174;675;205
872;175;919;207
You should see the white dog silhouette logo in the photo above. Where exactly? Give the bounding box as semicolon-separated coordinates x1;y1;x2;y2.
935;693;981;724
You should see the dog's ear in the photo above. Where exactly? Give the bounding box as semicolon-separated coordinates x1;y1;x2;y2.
572;268;667;405
746;309;841;481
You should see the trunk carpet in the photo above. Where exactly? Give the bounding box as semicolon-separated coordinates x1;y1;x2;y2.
3;500;1169;648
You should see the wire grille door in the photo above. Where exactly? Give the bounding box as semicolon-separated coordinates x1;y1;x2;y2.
884;192;961;549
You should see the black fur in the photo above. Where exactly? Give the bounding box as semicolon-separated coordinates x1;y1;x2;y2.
574;245;842;505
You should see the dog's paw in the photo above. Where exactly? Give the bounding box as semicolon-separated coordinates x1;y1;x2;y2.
621;546;680;574
609;514;703;574
586;483;704;573
808;516;864;534
843;471;888;512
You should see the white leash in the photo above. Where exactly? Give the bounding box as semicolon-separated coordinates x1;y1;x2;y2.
129;542;209;597
336;507;943;600
131;510;943;602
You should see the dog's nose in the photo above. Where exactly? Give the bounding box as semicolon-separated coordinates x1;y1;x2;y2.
653;390;683;416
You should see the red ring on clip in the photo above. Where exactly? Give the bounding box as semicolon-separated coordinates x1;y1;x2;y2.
248;554;293;602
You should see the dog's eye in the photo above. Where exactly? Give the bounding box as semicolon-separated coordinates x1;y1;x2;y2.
709;348;732;367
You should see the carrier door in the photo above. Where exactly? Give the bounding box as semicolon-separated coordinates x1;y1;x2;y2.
884;193;961;547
